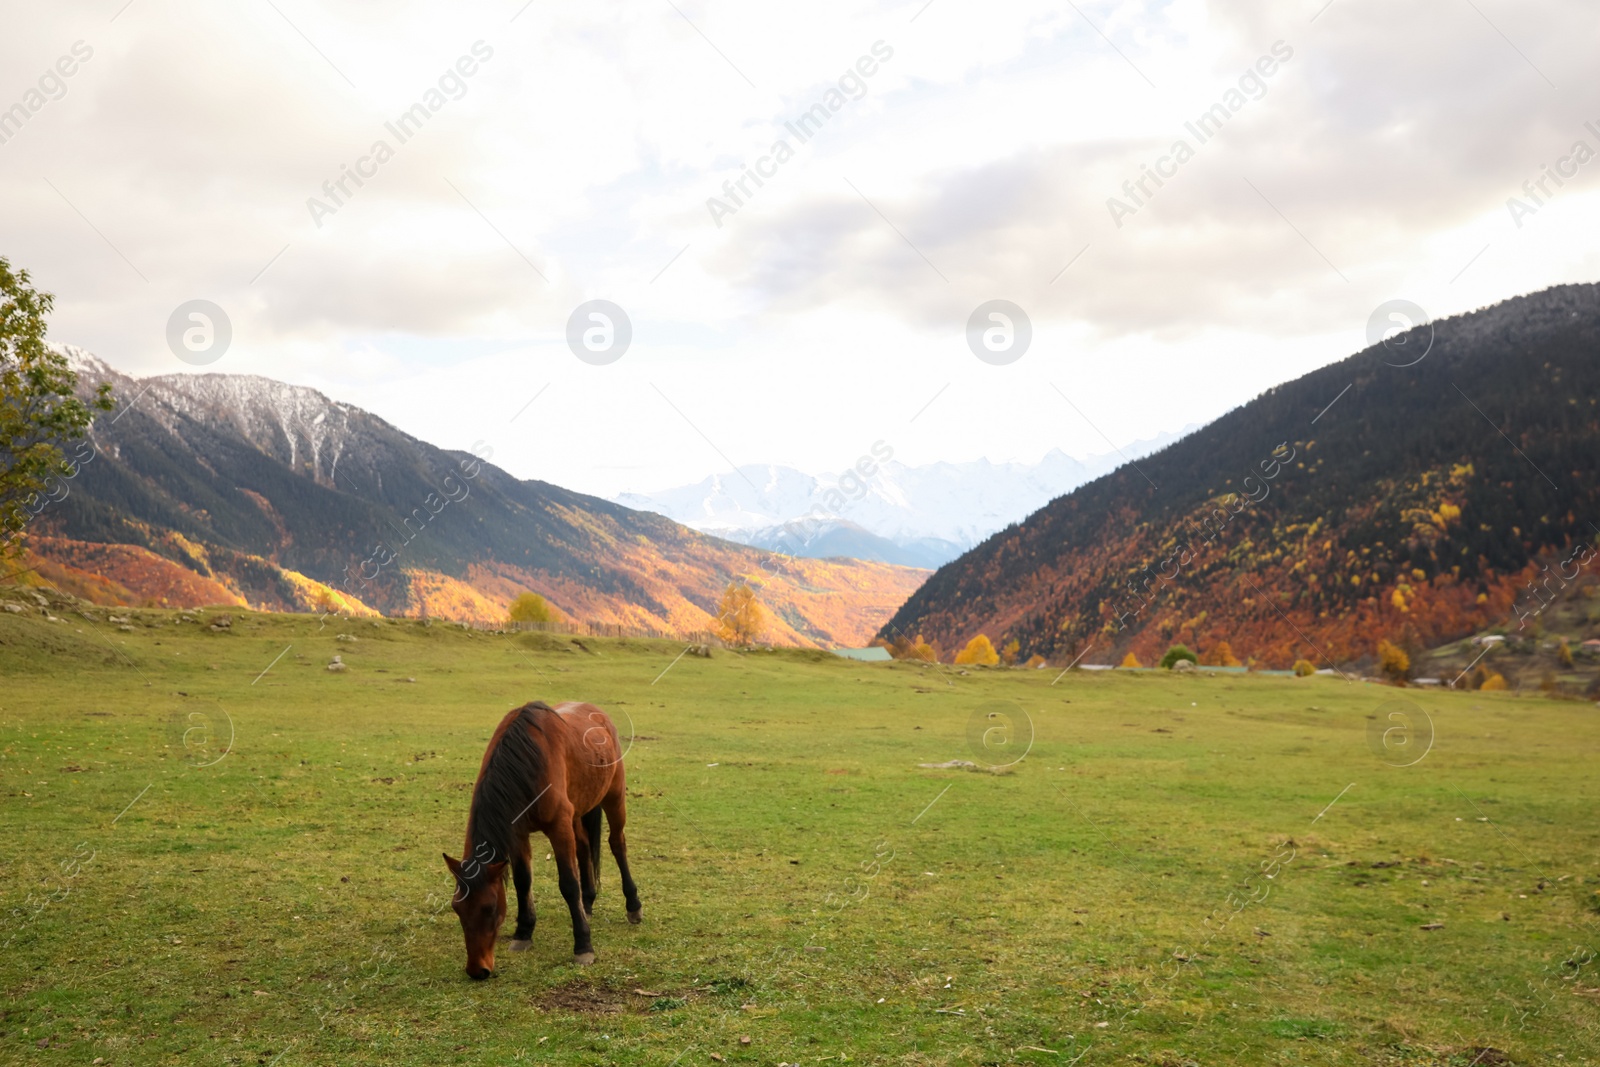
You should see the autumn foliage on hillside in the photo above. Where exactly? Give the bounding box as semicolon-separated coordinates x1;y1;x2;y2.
19;355;926;647
883;284;1600;668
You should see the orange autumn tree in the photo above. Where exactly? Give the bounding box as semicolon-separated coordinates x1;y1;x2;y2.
1201;640;1242;667
886;632;939;662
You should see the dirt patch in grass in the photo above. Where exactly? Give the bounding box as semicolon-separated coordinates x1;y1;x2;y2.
531;979;651;1015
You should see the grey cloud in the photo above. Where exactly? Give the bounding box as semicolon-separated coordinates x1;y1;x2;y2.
713;1;1600;338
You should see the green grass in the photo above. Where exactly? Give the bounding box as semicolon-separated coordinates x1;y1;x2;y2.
3;602;1599;1065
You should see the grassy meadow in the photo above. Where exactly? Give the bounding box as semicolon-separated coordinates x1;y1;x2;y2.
2;598;1599;1066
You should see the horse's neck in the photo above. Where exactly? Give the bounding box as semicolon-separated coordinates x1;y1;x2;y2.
463;807;498;865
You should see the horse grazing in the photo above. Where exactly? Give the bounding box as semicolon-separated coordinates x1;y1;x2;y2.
444;701;640;978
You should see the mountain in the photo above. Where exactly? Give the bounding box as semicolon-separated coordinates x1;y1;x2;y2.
881;283;1600;669
615;433;1191;567
738;519;956;570
18;349;927;647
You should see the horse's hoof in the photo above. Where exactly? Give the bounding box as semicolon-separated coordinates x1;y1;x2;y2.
509;939;533;952
573;951;596;966
627;909;643;925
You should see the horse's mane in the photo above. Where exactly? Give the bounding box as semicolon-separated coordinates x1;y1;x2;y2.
463;701;551;888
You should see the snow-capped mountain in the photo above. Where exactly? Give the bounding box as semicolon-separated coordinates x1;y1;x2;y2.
63;345;366;487
35;346;928;646
615;431;1195;567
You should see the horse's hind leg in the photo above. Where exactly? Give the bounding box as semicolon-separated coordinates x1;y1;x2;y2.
602;785;642;923
510;838;535;949
581;806;603;913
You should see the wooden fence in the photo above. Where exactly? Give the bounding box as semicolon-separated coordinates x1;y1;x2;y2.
461;616;720;644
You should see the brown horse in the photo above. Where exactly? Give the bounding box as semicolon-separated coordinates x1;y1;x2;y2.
444;701;640;978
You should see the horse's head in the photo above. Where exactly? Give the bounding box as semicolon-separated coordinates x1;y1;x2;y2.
443;853;507;979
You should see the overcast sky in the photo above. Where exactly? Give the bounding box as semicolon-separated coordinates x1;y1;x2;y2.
3;0;1597;497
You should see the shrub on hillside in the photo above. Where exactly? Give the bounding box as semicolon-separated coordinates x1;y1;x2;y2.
1159;645;1198;670
1292;659;1317;677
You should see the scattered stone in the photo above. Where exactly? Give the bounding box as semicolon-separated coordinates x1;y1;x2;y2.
30;592;48;607
336;633;357;643
1172;659;1198;673
118;625;135;633
327;655;347;673
2;604;22;614
688;643;712;658
108;615;130;624
209;615;233;631
1421;921;1445;931
918;759;979;770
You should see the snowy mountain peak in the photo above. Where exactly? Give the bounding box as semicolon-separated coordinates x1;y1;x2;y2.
57;343;117;382
616;430;1195;567
56;345;380;490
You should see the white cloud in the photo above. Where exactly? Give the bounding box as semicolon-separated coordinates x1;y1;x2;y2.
1;0;1596;497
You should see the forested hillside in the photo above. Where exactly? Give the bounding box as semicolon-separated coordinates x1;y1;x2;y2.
882;284;1600;669
17;351;924;646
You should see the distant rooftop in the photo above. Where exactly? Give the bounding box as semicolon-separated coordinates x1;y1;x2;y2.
832;647;893;662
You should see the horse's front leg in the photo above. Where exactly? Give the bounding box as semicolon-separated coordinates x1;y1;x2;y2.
509;840;535;950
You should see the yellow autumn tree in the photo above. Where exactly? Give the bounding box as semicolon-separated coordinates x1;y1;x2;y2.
1120;651;1142;668
715;581;764;646
507;592;558;623
1201;640;1242;667
1000;638;1021;665
1376;639;1410;682
954;634;1000;666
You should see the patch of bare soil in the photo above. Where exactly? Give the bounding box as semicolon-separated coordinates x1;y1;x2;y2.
531;978;655;1015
